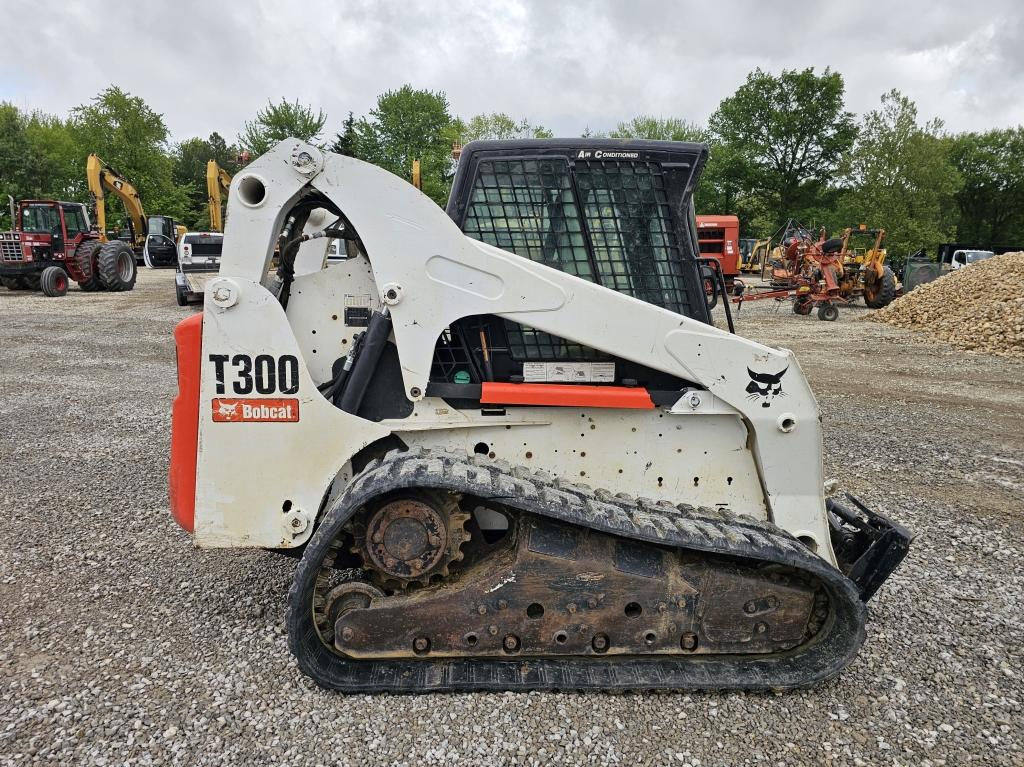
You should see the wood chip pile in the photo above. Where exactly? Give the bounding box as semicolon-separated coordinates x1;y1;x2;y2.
867;251;1024;358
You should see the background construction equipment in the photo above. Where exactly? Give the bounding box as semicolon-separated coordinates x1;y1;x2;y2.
206;160;233;232
87;154;182;268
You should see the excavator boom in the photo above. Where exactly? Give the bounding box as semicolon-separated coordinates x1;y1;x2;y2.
206;160;233;233
86;154;147;247
87;154;180;267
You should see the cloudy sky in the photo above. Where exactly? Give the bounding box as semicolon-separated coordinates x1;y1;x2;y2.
2;0;1021;143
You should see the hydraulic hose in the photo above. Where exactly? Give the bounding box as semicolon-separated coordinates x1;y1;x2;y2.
320;332;364;405
338;308;392;415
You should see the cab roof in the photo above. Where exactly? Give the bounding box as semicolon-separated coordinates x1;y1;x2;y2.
19;200;83;207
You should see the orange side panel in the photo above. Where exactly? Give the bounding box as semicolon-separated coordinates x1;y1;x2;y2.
169;314;203;533
480;382;655;409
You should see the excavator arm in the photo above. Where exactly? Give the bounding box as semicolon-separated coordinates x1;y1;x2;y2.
86;154;147;246
206;161;233;232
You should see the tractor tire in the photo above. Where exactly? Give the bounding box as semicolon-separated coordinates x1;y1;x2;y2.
40;266;69;297
703;278;719;309
75;241;104;291
863;266;897;309
793;296;813;315
699;265;719;310
22;273;41;291
2;276;25;290
97;241;137;292
817;303;840;322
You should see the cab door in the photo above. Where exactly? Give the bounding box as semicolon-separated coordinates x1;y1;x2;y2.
145;215;178;266
60;205;89;261
48;206;68;256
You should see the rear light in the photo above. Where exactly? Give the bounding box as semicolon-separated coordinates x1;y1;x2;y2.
181;244;192;263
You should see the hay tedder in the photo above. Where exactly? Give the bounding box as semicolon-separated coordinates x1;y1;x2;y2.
734;233;847;320
168;139;911;692
734;224;898;320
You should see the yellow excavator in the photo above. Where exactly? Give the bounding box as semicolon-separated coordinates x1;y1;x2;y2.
206;160;233;232
740;238;772;273
86;154;183;268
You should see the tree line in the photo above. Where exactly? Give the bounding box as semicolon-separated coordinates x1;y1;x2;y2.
2;69;1022;257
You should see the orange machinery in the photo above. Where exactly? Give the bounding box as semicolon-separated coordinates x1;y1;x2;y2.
696;215;740;289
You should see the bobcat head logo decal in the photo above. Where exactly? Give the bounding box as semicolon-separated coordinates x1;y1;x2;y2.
216;401;239;418
746;366;788;408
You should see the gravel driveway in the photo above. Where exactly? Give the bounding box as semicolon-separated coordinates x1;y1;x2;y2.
2;271;1022;766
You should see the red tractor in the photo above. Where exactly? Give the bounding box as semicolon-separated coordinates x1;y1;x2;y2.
0;198;136;296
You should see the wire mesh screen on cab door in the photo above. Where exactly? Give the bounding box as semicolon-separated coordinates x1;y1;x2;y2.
461;157;696;361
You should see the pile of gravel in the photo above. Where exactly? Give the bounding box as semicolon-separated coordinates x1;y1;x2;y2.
867;251;1024;357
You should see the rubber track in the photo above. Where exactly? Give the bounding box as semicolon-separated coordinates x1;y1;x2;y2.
287;448;866;693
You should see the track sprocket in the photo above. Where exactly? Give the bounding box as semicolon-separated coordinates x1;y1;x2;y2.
349;491;471;590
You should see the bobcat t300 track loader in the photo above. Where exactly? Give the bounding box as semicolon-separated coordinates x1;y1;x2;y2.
169;139;911;693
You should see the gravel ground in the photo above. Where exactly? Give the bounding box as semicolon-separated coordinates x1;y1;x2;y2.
1;270;1022;767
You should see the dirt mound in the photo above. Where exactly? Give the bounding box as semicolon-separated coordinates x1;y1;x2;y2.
868;251;1024;358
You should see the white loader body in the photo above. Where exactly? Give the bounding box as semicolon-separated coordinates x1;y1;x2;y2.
172;140;833;565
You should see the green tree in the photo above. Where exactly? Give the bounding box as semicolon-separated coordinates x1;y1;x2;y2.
460;112;553;142
1;103;92;227
23;111;82;200
330;112;359;157
70;86;186;224
173;132;241;228
709;67;857;227
72;86;172;190
609;116;706;142
950;127;1024;246
836;90;960;255
356;85;460;205
239;98;327;156
698;141;758;222
0;103;36;225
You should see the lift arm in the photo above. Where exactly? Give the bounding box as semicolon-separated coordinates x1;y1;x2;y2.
206;160;233;232
86;154;146;246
